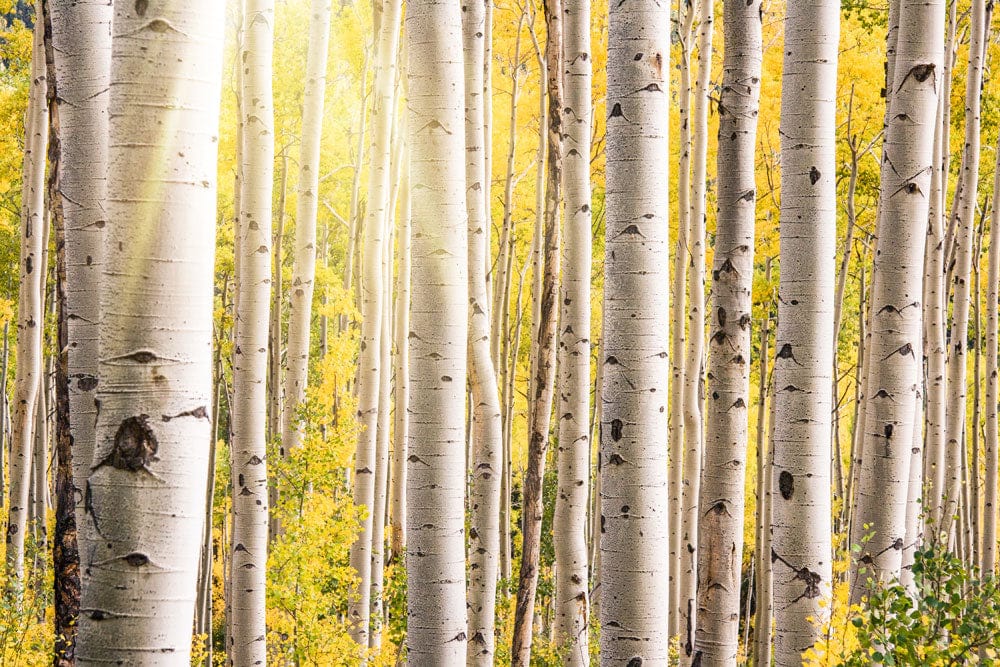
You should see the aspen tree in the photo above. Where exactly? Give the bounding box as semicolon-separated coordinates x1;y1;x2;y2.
753;261;774;667
694;0;762;660
404;0;468;660
463;0;503;662
229;0;274;662
669;0;695;636
985;150;1000;576
771;0;839;662
511;0;562;660
680;0;711;658
75;0;224;661
944;0;986;540
553;0;592;660
601;0;671;659
5;6;47;588
849;0;942;595
48;0;112;605
280;0;331;456
347;0;401;645
389;141;410;561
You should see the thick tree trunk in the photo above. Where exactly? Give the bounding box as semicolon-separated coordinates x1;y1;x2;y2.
600;0;671;660
944;0;986;541
229;1;274;663
5;7;47;589
347;0;401;646
849;0;942;598
75;1;224;660
694;0;762;661
771;0;839;662
404;0;468;659
552;0;592;659
511;0;562;661
463;0;504;663
680;0;712;660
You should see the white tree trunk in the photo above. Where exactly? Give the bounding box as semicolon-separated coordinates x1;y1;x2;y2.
230;0;274;662
280;0;331;456
984;144;1000;576
944;0;986;541
347;0;401;646
600;0;671;660
694;0;762;661
463;0;503;663
404;0;468;660
849;0;942;596
48;0;112;592
553;0;592;660
389;142;410;561
76;0;224;661
5;8;47;588
771;0;838;663
680;0;711;659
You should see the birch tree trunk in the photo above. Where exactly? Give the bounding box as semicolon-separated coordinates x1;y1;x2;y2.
280;0;331;457
600;0;671;660
75;0;224;660
944;0;986;541
553;0;592;659
753;262;774;667
404;0;468;660
985;150;1000;576
229;0;274;662
5;8;47;589
849;0;942;597
347;0;401;645
511;0;562;661
389;145;410;562
771;0;838;662
463;0;503;662
680;0;712;659
694;0;762;660
48;0;111;626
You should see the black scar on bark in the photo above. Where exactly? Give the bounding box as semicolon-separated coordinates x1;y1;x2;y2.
627;658;643;667
779;470;794;499
809;166;821;185
610;418;623;441
135;0;148;17
94;415;158;474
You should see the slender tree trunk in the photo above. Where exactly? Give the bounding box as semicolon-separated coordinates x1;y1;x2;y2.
75;1;224;660
753;261;774;667
343;49;370;333
944;0;986;541
972;221;985;565
5;7;47;590
600;0;671;660
268;152;287;446
694;0;762;661
771;1;839;662
984;147;1000;576
552;0;592;660
849;0;942;597
229;0;274;663
463;0;504;662
680;0;712;659
389;144;410;563
669;0;695;639
280;0;331;457
511;0;562;661
348;0;401;645
404;0;468;658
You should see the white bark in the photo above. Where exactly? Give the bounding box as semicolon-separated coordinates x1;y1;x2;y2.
680;0;711;659
230;0;274;662
600;0;671;660
280;0;331;456
404;0;468;660
694;0;762;660
389;142;410;561
348;0;401;646
771;0;838;662
48;0;112;591
76;0;224;661
985;146;1000;576
553;0;591;660
944;0;986;540
5;9;47;587
463;0;503;662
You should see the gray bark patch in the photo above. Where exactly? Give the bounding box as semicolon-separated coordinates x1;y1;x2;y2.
778;470;794;499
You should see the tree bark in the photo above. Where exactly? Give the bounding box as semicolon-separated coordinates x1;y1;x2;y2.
694;0;762;660
984;145;1000;576
75;1;224;660
600;0;671;660
771;0;839;662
